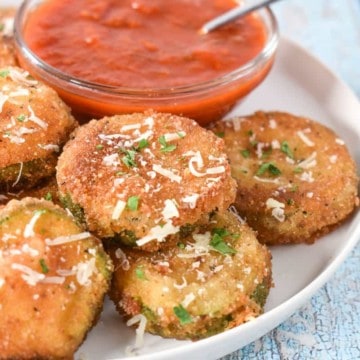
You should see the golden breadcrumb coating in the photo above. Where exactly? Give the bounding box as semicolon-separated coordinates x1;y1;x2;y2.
109;210;271;340
210;111;359;245
0;198;113;359
0;67;77;191
57;111;236;250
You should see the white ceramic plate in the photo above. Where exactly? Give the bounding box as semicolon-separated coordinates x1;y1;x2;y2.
71;38;360;360
2;1;360;356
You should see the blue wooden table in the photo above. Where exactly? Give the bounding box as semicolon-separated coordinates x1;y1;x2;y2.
222;1;360;359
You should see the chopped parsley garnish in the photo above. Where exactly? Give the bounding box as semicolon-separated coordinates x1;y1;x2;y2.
115;171;126;176
293;167;303;173
210;228;237;255
135;266;147;280
256;162;281;176
136;138;149;150
177;242;185;249
39;259;49;274
281;141;294;159
16;114;26;122
127;196;139;211
261;148;273;159
240;149;250;158
96;144;104;150
0;70;9;78
43;192;52;201
159;135;176;153
173;304;192;325
121;149;137;168
177;132;185;138
247;130;253;136
287;199;295;205
0;23;4;32
215;131;225;138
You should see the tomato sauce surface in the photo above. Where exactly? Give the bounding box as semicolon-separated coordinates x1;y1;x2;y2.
24;0;267;88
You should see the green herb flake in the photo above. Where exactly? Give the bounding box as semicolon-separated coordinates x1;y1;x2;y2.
137;138;149;150
121;149;137;168
0;23;4;32
96;144;104;150
0;70;9;78
159;135;177;153
127;196;139;211
281;141;294;159
16;114;26;122
215;131;225;138
287;198;295;205
177;242;185;249
173;304;192;325
135;266;147;280
240;149;250;158
177;132;185;138
256;162;281;176
293;167;303;173
39;259;49;274
247;130;253;136
210;233;237;255
261;149;273;159
43;192;53;201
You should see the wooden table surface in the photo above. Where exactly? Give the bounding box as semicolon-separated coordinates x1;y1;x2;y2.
222;1;360;359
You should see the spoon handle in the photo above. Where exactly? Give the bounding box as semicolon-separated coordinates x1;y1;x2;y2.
200;0;283;34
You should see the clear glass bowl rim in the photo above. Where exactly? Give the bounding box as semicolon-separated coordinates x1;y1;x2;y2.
14;0;279;97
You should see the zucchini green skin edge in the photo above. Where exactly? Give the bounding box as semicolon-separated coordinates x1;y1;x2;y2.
0;155;57;191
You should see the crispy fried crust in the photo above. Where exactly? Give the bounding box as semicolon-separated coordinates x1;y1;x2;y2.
210;111;359;245
0;176;60;206
0;198;113;359
109;210;272;340
57;111;236;250
0;67;77;191
0;8;18;67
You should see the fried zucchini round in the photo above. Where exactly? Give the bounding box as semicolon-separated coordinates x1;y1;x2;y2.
0;8;18;67
0;198;113;359
0;176;60;206
0;66;77;191
57;111;236;250
109;210;272;340
210;111;359;245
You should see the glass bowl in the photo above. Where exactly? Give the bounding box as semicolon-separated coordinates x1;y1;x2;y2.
14;0;279;126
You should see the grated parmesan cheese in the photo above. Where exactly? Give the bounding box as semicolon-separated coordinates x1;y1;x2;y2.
74;258;97;286
266;198;285;222
11;263;45;286
112;200;126;220
125;314;147;356
297;152;317;169
136;221;180;246
28;105;48;129
152;164;182;183
45;232;91;246
181;292;195;307
161;199;179;220
23;209;44;238
181;194;199;209
297;129;314;147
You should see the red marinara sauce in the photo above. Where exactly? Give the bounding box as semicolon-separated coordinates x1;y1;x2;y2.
20;0;276;124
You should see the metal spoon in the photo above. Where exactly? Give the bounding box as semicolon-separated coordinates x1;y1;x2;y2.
200;0;283;34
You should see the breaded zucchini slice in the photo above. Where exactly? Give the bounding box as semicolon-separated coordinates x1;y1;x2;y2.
0;176;60;206
109;210;272;341
0;198;113;359
0;8;18;67
0;66;77;191
210;111;359;245
57;111;236;251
